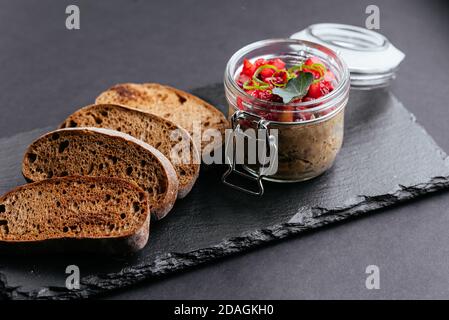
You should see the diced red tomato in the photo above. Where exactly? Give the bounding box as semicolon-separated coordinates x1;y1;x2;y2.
236;56;336;122
305;56;324;66
246;89;258;98
268;58;286;70
246;89;264;99
302;67;322;80
306;82;323;99
271;71;288;84
237;73;251;86
256;90;274;101
257;90;273;101
245;89;282;102
254;58;267;68
242;59;256;77
303;57;328;80
323;80;334;92
307;80;333;99
260;68;275;80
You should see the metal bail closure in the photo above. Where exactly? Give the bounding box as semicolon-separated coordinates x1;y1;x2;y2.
222;110;277;196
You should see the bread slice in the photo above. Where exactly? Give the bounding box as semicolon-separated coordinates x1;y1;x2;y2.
95;83;229;155
22;127;178;220
0;176;150;254
59;104;200;199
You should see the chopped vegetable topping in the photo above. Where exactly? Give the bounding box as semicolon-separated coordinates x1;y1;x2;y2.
236;56;336;122
272;72;313;104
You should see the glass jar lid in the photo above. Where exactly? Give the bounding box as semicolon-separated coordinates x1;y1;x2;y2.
290;23;405;89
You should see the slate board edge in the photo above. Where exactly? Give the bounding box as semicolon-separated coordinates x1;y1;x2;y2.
1;174;448;300
2;89;449;300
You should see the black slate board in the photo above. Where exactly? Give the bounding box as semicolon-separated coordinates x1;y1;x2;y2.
1;84;449;300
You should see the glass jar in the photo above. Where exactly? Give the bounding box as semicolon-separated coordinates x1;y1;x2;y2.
223;39;350;195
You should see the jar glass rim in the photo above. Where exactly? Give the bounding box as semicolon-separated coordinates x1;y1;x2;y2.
224;38;350;113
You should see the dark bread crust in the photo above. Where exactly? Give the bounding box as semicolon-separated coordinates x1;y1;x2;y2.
22;128;178;220
95;83;229;156
0;215;150;255
0;176;150;254
59;103;200;199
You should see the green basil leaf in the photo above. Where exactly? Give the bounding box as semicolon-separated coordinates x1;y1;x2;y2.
272;72;313;103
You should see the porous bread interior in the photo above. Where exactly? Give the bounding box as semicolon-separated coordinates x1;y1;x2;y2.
60;104;198;191
23;130;168;212
0;178;148;241
95;83;228;152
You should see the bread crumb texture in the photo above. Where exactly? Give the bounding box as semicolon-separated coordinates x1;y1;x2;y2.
23;129;170;213
95;83;229;152
60;104;199;196
0;177;148;241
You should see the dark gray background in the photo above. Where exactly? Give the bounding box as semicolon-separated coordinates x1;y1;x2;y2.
0;0;448;299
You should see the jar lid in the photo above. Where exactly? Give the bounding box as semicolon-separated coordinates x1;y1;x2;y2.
290;23;405;89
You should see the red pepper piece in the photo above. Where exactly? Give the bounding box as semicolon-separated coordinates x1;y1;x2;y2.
242;59;256;77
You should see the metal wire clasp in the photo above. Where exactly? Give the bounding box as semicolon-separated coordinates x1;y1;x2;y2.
222;110;278;196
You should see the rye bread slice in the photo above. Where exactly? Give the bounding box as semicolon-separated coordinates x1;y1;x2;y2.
22;127;178;220
0;176;150;254
95;83;229;155
59;104;200;199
